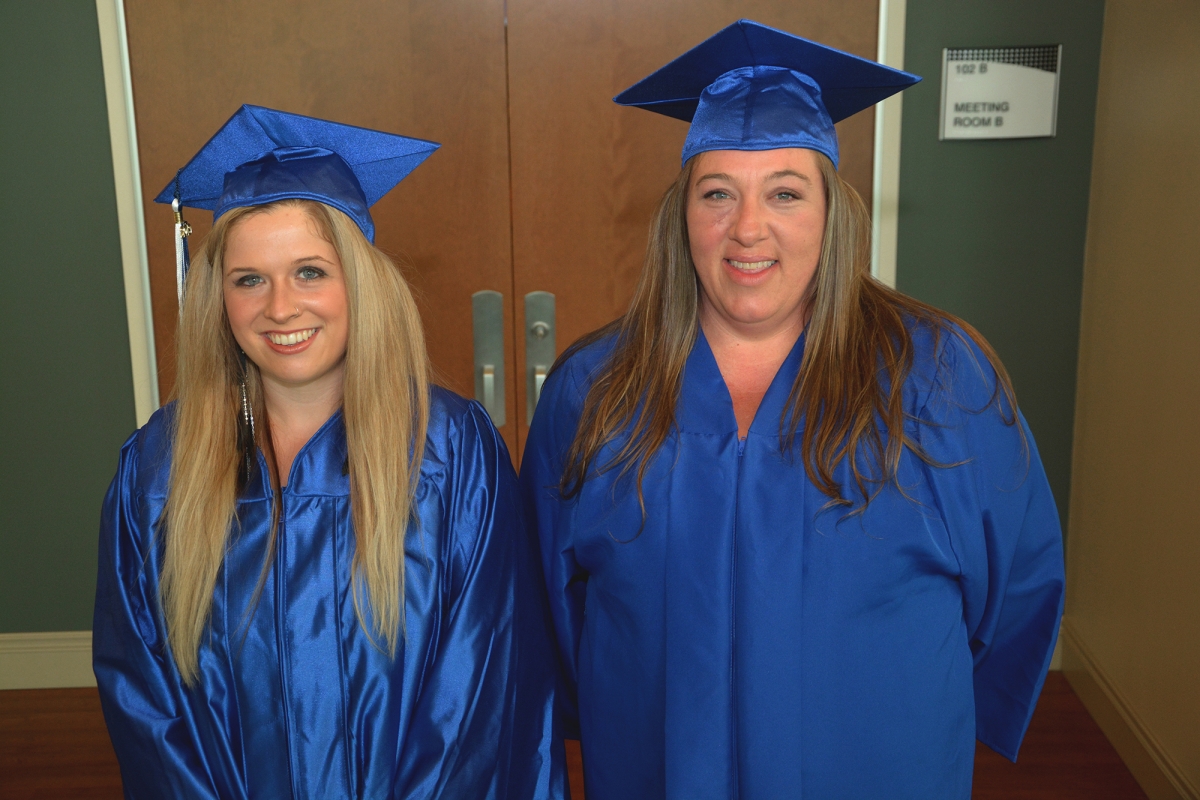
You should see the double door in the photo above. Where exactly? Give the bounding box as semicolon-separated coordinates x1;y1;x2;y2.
126;0;878;461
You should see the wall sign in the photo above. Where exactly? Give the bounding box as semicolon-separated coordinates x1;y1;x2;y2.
939;45;1062;140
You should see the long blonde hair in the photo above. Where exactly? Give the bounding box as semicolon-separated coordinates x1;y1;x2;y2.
561;152;1018;510
162;200;429;685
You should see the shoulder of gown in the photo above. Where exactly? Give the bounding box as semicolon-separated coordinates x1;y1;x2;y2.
530;331;620;450
549;333;619;401
117;402;175;502
424;384;515;472
907;317;1013;420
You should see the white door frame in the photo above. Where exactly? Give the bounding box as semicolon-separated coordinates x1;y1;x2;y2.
97;0;158;425
871;0;908;289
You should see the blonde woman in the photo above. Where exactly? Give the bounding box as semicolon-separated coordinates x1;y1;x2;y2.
521;23;1064;800
93;106;562;799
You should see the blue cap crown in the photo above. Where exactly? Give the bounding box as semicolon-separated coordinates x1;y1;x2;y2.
614;20;921;167
155;105;440;242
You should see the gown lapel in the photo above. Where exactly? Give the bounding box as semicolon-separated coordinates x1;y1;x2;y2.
664;331;739;798
735;332;809;796
662;329;807;798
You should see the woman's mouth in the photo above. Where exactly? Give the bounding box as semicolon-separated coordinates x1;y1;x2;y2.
262;328;319;352
726;258;777;273
266;328;317;346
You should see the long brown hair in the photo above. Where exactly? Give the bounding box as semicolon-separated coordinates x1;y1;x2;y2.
161;200;429;685
560;152;1018;511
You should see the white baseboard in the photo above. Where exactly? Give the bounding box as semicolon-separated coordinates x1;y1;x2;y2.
0;631;95;690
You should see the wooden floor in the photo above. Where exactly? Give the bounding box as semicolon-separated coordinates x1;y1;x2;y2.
971;674;1148;800
0;687;122;799
0;673;1147;799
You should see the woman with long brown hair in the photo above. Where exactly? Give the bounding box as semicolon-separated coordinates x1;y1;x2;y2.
93;106;562;798
521;22;1064;800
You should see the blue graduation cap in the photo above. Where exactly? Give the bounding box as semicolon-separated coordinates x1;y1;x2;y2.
156;104;439;242
155;105;439;303
614;19;920;167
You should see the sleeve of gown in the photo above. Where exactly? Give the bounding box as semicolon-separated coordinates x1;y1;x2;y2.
917;330;1066;761
395;403;565;800
518;363;588;739
92;435;221;799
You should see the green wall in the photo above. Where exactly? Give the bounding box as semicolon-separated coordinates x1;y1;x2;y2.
897;0;1107;534
0;2;137;632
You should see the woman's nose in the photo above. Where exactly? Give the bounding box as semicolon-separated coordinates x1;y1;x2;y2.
730;199;766;246
265;284;300;322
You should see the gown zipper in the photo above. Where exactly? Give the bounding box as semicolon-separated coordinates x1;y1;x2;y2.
274;486;299;799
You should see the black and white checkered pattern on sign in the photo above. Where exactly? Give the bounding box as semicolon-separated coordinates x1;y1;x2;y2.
945;45;1060;73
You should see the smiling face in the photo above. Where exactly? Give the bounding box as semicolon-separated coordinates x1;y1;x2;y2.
686;148;827;341
222;204;349;399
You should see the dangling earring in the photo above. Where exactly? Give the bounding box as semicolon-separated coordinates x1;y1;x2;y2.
237;350;256;487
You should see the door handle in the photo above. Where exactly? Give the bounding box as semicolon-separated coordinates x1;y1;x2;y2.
525;291;556;424
482;365;496;410
472;290;505;427
534;366;547;401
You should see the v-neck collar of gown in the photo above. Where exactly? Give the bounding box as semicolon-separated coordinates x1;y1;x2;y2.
247;409;349;500
675;327;808;439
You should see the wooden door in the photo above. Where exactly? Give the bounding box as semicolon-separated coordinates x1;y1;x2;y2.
125;1;879;462
506;1;880;453
124;0;521;453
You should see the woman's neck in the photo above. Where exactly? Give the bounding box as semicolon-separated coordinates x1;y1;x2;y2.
700;306;806;439
261;369;344;486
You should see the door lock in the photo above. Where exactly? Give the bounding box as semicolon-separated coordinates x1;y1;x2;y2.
524;291;556;424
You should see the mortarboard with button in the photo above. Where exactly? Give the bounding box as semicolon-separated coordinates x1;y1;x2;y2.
614;19;920;168
155;104;440;303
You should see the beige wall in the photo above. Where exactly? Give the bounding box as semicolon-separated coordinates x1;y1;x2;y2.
1063;0;1200;798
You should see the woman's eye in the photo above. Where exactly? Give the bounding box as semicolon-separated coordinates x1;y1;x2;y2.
234;274;263;287
775;191;799;201
298;266;325;281
703;190;731;200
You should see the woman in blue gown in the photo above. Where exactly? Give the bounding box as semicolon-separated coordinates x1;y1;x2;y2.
521;22;1065;799
93;105;563;799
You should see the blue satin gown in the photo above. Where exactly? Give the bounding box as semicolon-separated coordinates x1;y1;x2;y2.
94;387;564;799
520;323;1065;799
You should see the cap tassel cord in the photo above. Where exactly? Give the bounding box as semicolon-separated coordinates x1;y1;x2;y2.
172;174;192;306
